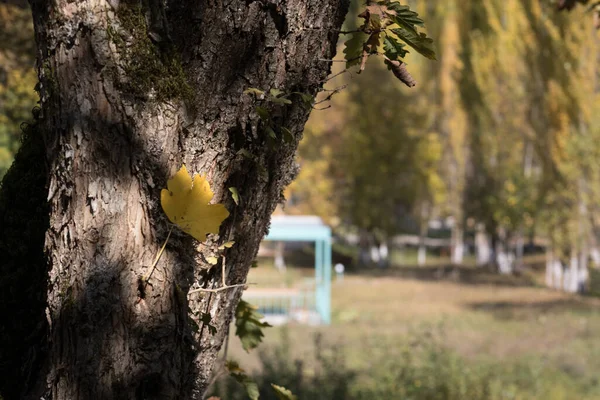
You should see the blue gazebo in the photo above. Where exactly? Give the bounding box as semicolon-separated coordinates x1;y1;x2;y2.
244;215;332;324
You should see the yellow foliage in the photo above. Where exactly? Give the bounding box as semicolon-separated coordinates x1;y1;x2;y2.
160;165;229;242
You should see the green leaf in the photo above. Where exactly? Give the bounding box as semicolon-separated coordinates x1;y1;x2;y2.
390;27;436;60
235;299;272;352
386;2;425;32
268;96;292;105
266;88;292;105
243;88;265;97
271;384;297;400
293;92;314;108
281;127;294;143
266;126;277;139
343;32;368;69
256;106;270;121
227;361;260;400
229;187;241;205
251;260;259;268
269;88;284;97
383;35;408;61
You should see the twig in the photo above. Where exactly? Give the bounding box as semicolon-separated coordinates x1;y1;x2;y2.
313;84;347;107
143;226;174;289
319;58;352;62
188;283;250;295
321;69;350;84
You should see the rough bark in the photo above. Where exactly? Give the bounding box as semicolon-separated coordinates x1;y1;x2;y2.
1;0;348;398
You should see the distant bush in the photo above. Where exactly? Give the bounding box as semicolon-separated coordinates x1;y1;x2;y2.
210;326;600;400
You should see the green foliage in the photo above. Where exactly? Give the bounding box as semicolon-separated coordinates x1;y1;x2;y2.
382;35;408;60
343;32;368;68
212;328;600;400
271;384;297;400
235;299;272;352
229;187;241;205
243;87;305;147
227;360;260;400
389;27;436;60
0;3;38;178
342;0;435;85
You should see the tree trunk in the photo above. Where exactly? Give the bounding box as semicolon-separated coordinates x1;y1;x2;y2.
545;245;556;288
495;230;514;275
3;0;348;398
450;222;464;265
274;241;286;272
475;223;491;267
417;202;429;267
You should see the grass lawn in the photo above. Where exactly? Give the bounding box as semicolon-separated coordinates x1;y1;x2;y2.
213;254;600;399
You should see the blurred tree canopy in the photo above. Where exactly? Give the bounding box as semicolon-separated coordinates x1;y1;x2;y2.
286;0;600;285
2;0;600;287
0;1;37;178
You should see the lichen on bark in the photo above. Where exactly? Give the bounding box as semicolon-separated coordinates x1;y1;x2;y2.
108;3;192;101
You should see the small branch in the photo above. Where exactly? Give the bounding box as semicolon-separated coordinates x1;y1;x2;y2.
313;84;347;107
319;58;351;62
321;69;350;84
222;257;227;287
188;283;249;295
143;226;173;289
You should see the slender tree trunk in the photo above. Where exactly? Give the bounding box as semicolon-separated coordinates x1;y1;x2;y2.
417;202;429;267
274;241;286;272
578;245;589;293
495;228;514;275
2;0;348;398
545;245;554;288
514;228;525;270
450;222;464;265
475;223;491;267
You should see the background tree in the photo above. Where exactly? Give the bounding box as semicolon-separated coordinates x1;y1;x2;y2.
0;0;37;177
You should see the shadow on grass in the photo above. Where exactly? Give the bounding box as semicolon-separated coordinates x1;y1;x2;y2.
347;264;540;288
466;298;600;320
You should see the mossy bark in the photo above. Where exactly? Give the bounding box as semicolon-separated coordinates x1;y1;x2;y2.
0;0;348;398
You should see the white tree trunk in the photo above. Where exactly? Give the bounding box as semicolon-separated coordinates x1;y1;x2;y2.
451;224;464;265
546;247;555;288
475;225;492;266
274;241;286;272
553;260;564;290
417;244;427;266
496;249;514;274
564;251;580;293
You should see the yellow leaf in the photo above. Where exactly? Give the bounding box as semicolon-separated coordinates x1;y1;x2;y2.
206;256;219;265
161;165;230;242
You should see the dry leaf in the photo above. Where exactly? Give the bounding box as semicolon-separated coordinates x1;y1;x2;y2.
385;58;417;87
161;165;230;242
